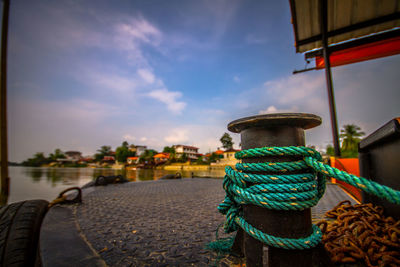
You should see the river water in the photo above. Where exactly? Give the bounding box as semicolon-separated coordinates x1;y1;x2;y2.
6;166;225;204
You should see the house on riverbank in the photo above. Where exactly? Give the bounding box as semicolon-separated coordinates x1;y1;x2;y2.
210;148;240;168
55;150;82;164
129;145;147;156
65;151;82;161
127;156;139;165
153;153;170;164
173;145;200;160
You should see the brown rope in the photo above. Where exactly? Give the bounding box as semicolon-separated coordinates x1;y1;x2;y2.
48;187;82;208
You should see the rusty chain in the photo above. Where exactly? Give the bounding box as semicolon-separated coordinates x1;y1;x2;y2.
317;200;400;267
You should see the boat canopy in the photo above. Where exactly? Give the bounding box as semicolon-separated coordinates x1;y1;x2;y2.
290;0;400;53
289;0;400;157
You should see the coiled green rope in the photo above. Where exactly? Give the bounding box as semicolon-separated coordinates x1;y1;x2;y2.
217;146;400;250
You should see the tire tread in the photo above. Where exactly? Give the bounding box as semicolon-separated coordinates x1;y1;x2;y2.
0;200;48;267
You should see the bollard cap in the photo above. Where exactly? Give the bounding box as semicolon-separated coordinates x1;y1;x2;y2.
227;113;322;133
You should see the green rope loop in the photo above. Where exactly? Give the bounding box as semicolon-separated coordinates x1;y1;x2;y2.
218;146;400;250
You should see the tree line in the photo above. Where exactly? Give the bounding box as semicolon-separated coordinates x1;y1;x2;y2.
21;132;236;167
22;149;66;167
20;124;365;167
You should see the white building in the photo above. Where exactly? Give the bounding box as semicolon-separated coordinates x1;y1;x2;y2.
173;145;199;160
65;151;82;161
136;145;147;156
129;145;147;156
210;148;240;167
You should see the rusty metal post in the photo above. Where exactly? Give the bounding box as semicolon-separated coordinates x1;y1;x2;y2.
228;113;322;267
0;0;10;206
319;0;341;157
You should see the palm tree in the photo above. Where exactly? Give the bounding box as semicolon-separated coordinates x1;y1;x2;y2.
97;145;112;155
340;124;365;153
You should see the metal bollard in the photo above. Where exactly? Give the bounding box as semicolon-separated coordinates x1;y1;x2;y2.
227;113;322;267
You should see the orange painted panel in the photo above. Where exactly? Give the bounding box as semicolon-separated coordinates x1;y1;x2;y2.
330;157;362;201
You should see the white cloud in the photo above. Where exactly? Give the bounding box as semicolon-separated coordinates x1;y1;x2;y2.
259;106;277;114
233;76;240;83
148;89;186;114
20;4;163;64
203;0;240;43
115;17;161;46
9;98;121;162
45;99;119;122
60;12;186;114
245;33;268;44
162;0;240;52
258;105;299;114
225;72;330;149
123;134;136;142
113;17;162;64
262;73;326;113
251;66;399;149
164;129;189;143
89;71;137;94
140;137;148;142
137;68;155;84
25;4;163;69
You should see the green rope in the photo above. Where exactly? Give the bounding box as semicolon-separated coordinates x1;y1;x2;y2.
204;223;236;254
217;146;400;251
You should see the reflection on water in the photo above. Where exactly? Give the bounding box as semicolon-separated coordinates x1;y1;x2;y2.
30;168;43;182
7;167;224;204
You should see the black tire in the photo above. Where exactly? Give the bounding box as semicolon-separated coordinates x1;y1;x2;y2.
95;175;106;186
0;200;49;267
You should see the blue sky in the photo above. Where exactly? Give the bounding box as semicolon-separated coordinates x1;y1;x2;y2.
7;0;400;162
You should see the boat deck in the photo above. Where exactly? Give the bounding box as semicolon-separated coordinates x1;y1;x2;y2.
40;178;356;267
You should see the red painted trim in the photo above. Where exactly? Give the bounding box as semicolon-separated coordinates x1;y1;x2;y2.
316;36;400;68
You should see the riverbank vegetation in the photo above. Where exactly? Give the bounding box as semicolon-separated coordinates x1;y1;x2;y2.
21;124;364;168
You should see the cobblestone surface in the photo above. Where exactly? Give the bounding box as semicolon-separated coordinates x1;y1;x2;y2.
73;178;356;266
76;178;227;266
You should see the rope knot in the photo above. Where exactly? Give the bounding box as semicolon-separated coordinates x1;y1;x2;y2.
218;146;400;251
218;146;326;249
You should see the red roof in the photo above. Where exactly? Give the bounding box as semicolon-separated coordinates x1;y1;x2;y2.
215;150;224;155
224;148;240;153
153;153;170;159
127;157;138;160
205;150;224;157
